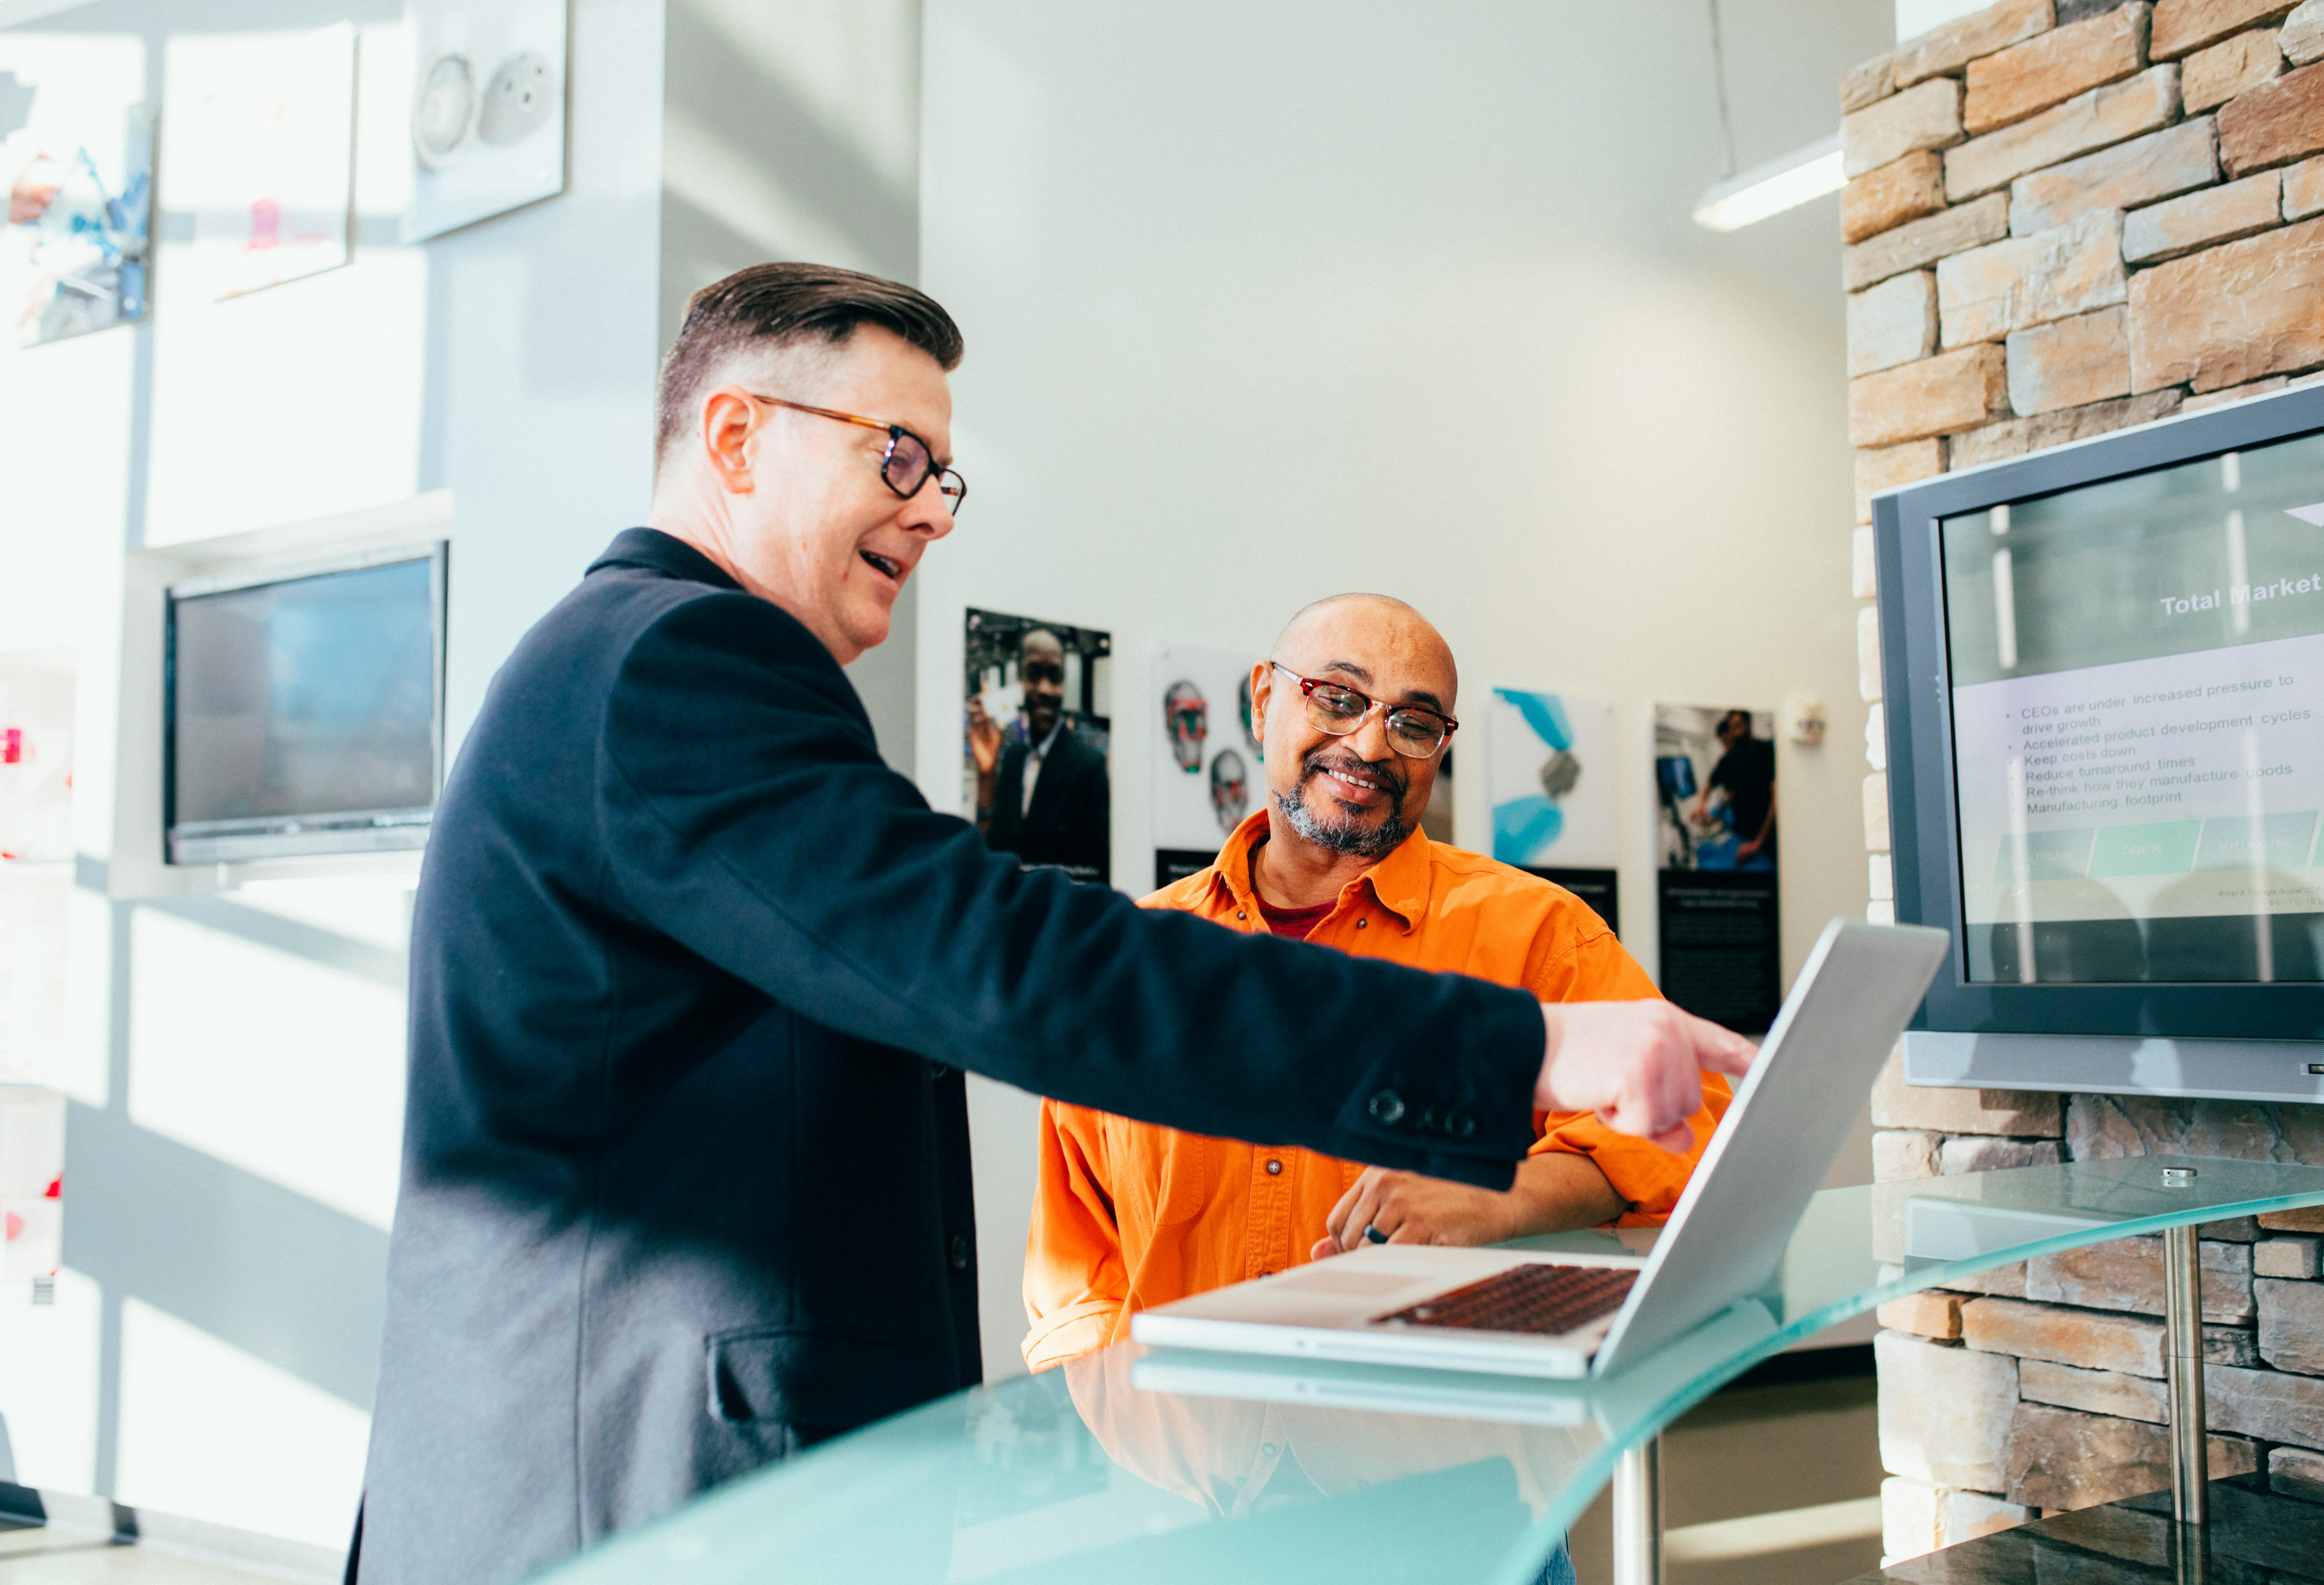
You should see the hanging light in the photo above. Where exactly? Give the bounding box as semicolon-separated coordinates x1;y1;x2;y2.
1692;134;1845;231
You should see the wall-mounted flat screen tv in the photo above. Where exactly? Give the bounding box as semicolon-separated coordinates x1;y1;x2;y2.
166;544;447;865
1876;386;2324;1103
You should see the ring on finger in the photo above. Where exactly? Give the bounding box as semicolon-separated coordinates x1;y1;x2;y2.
1363;1223;1390;1245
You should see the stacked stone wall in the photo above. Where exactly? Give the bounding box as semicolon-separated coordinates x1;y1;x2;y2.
1842;0;2324;1561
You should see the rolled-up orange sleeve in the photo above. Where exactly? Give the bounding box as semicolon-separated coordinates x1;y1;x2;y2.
1023;1100;1131;1372
1523;924;1736;1226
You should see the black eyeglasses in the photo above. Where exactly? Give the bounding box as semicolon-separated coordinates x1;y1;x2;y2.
1269;662;1457;758
746;394;967;514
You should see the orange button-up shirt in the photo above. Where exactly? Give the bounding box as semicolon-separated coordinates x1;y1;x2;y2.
1021;811;1733;1372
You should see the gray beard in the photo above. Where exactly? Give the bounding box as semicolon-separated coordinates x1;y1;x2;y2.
1276;777;1410;859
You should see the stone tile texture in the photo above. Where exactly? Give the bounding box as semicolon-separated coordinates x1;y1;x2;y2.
1939;210;2128;345
2205;1360;2324;1447
1875;1128;1942;1181
2183;25;2287;109
2287;0;2324;61
1968;5;2154;133
2284;148;2324;208
1856;436;1945;523
1946;388;2182;466
1845;150;1949;243
1851;343;2012;445
2152;0;2297;58
1850;270;1941;375
2008;116;2219;231
2131;216;2324;390
1877;1328;2021;1489
2219;57;2324;170
1963;1295;2168;1373
1946;65;2182;198
2124;167;2283;256
2256;1274;2324;1372
1941;1135;2066;1173
2272;1443;2324;1500
1943;1262;2031;1298
2066;1092;2324;1159
1897;0;2059;88
2006;305;2132;413
2259;1205;2324;1232
2023;1232;2256;1322
2018;1356;2169;1420
2004;1403;2256;1509
1847;192;2012;290
1880;1289;1966;1338
1871;1051;2064;1136
1845;50;1899;112
1848;78;1968;178
2256;1234;2322;1277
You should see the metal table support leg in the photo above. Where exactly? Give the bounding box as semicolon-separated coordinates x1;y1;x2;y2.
1612;1434;1662;1585
2164;1219;2209;1530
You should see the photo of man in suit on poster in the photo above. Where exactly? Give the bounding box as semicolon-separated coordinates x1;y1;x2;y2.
965;608;1112;883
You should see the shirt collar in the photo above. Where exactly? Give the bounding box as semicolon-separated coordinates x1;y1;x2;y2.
1029;717;1066;758
586;527;744;592
1208;809;1434;931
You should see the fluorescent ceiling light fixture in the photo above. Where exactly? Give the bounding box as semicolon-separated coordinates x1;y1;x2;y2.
1692;133;1844;231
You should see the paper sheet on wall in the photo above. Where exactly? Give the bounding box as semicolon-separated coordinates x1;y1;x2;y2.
162;23;355;301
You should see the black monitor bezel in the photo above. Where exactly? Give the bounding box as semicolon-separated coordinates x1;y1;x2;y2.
163;541;449;864
1876;382;2324;1042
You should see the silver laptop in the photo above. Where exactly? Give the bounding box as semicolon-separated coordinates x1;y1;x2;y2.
1130;917;1948;1379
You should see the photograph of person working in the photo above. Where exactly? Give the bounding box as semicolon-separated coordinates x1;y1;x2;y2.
1694;707;1777;871
348;263;1756;1585
1024;596;1732;1371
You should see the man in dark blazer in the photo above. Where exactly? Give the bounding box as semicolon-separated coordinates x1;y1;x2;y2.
350;264;1754;1585
985;628;1110;881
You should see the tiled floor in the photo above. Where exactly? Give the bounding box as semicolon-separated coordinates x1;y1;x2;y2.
0;1526;292;1584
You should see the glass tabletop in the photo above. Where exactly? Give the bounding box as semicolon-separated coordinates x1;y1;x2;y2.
531;1156;2324;1585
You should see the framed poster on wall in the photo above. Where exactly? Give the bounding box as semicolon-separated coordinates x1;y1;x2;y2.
1653;703;1781;1033
965;609;1112;885
1488;687;1620;934
1152;642;1263;891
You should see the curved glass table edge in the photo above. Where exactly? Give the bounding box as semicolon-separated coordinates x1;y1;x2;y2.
528;1155;2324;1585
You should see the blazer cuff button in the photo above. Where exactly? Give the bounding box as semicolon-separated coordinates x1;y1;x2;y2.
1368;1089;1406;1126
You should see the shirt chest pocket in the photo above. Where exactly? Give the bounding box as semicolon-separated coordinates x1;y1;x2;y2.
1101;1115;1211;1228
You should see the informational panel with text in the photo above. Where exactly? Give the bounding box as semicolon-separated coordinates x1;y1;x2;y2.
1943;433;2324;984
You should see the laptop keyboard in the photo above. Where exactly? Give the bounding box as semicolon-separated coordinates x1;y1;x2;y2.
1373;1263;1638;1337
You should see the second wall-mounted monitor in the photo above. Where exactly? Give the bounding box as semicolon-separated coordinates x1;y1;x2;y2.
165;543;446;864
1876;385;2324;1102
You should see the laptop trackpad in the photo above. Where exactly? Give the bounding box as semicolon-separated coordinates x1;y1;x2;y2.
1275;1267;1426;1299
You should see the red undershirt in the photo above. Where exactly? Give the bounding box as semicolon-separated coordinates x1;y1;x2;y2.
1253;895;1336;941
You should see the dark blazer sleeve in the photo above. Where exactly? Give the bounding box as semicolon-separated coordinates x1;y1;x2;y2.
597;592;1543;1186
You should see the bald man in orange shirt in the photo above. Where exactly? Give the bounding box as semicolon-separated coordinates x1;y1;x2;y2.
1022;595;1733;1371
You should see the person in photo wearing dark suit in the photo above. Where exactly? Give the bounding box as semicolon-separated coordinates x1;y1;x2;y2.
348;262;1756;1585
984;627;1110;881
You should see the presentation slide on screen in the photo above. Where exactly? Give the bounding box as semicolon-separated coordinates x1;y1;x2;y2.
1954;610;2324;929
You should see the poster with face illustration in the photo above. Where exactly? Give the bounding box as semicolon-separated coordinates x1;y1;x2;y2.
1152;642;1264;890
964;608;1111;885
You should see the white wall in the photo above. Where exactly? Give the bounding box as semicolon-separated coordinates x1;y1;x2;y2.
657;0;925;766
920;0;1891;1382
0;0;665;1552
